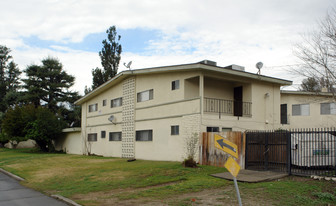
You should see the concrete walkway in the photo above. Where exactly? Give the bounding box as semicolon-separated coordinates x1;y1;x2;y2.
211;169;288;183
0;172;68;206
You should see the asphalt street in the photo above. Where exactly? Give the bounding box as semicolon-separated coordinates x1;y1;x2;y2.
0;172;67;206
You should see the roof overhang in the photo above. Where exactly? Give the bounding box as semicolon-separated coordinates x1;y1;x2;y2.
281;90;335;97
75;63;292;105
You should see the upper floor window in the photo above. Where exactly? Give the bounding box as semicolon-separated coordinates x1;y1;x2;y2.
172;80;180;90
136;130;153;141
103;99;107;107
292;104;310;116
321;102;336;115
111;97;122;108
137;89;153;102
88;103;98;112
88;133;97;142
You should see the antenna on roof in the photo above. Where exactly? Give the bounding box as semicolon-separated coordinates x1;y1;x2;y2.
256;62;263;75
123;61;132;70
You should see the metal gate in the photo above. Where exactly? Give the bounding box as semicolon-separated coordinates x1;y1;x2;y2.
245;131;290;173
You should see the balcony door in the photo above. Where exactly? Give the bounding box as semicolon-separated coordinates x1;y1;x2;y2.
234;86;243;117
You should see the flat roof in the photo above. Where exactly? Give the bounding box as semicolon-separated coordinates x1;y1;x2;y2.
75;62;292;105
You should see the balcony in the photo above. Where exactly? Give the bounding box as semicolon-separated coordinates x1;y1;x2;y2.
204;97;252;118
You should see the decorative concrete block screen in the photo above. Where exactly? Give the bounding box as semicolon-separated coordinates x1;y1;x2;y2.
121;77;136;158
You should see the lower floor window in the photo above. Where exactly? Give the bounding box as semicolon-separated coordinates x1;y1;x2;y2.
136;130;153;141
171;125;179;135
207;127;219;132
109;132;122;141
88;133;97;141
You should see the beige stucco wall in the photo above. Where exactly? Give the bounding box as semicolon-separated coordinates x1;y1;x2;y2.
77;68;284;161
80;71;203;161
55;128;82;154
280;93;336;129
202;81;281;132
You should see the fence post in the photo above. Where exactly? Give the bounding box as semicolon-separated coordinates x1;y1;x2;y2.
245;132;248;169
287;130;292;175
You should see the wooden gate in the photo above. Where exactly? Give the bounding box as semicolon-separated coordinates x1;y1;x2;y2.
245;131;290;173
199;132;245;168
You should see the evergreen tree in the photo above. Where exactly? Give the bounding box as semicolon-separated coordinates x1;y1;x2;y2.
22;57;77;112
0;45;21;113
90;26;122;90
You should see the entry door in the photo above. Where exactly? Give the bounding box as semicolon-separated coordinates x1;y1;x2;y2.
234;86;243;116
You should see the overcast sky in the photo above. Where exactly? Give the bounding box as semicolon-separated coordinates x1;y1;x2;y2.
1;0;335;94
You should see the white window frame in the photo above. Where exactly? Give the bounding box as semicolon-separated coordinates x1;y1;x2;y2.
88;103;98;112
103;99;107;107
137;89;153;102
292;104;310;116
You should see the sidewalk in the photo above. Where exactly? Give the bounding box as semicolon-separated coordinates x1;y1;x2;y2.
0;172;68;206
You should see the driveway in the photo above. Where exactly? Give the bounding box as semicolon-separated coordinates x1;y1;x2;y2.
0;172;67;206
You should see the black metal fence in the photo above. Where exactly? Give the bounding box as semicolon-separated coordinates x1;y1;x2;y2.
246;128;336;177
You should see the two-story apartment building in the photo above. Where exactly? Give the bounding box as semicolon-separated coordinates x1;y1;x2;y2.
71;60;292;161
280;90;336;128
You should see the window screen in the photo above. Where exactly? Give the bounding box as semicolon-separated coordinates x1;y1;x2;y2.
88;133;97;141
292;104;309;116
111;97;122;108
137;89;153;102
88;103;98;112
109;132;122;141
136;130;153;141
321;103;336;115
172;80;180;90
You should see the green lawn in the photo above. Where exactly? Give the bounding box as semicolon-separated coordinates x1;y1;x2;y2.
0;148;335;206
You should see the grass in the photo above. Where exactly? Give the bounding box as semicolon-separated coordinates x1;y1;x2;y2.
1;148;336;205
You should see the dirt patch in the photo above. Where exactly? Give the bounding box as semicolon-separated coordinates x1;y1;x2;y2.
71;182;276;206
90;171;128;182
71;181;182;205
83;158;119;164
32;167;77;182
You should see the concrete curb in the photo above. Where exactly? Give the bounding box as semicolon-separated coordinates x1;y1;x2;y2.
0;168;25;181
0;168;81;206
51;195;82;206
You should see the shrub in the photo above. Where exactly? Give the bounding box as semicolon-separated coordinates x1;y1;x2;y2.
183;133;199;168
2;105;66;152
25;107;66;152
2;105;36;140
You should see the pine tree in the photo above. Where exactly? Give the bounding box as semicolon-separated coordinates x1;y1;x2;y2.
0;45;21;113
22;57;77;112
90;26;122;90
